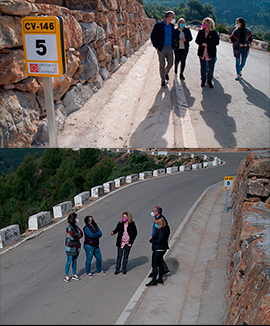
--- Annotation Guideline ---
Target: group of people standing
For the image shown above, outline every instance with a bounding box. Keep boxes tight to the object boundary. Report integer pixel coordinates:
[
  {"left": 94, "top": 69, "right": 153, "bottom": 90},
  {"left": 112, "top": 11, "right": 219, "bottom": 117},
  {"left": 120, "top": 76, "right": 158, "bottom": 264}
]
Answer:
[
  {"left": 150, "top": 10, "right": 253, "bottom": 88},
  {"left": 64, "top": 207, "right": 170, "bottom": 287}
]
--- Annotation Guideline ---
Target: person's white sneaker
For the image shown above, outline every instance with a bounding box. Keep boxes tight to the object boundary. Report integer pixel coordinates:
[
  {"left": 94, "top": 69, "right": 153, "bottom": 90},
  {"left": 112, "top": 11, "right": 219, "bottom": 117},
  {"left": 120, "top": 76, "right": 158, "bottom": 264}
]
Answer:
[{"left": 97, "top": 271, "right": 107, "bottom": 275}]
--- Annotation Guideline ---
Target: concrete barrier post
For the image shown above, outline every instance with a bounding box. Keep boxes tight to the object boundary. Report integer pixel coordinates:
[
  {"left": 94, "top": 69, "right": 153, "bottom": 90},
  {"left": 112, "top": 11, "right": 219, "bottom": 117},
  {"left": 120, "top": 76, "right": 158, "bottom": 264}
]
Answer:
[
  {"left": 74, "top": 191, "right": 90, "bottom": 206},
  {"left": 0, "top": 224, "right": 20, "bottom": 248},
  {"left": 139, "top": 171, "right": 152, "bottom": 180},
  {"left": 28, "top": 211, "right": 51, "bottom": 230},
  {"left": 53, "top": 201, "right": 73, "bottom": 218},
  {"left": 114, "top": 177, "right": 126, "bottom": 187},
  {"left": 166, "top": 166, "right": 178, "bottom": 173},
  {"left": 153, "top": 168, "right": 166, "bottom": 176},
  {"left": 126, "top": 174, "right": 138, "bottom": 183},
  {"left": 192, "top": 163, "right": 203, "bottom": 170},
  {"left": 180, "top": 164, "right": 191, "bottom": 171},
  {"left": 91, "top": 185, "right": 104, "bottom": 197},
  {"left": 103, "top": 181, "right": 115, "bottom": 193},
  {"left": 157, "top": 151, "right": 168, "bottom": 156}
]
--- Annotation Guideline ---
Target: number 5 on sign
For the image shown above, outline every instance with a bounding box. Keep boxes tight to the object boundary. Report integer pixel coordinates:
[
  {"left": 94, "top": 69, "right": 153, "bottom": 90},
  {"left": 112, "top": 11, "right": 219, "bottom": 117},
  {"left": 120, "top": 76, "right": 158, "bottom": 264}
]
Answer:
[{"left": 21, "top": 16, "right": 66, "bottom": 77}]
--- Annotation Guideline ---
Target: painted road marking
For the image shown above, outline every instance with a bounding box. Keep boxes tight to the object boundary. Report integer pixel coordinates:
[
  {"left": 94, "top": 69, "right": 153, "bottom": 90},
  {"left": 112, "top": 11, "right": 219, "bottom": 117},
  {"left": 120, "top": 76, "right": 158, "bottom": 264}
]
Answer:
[{"left": 174, "top": 76, "right": 198, "bottom": 148}]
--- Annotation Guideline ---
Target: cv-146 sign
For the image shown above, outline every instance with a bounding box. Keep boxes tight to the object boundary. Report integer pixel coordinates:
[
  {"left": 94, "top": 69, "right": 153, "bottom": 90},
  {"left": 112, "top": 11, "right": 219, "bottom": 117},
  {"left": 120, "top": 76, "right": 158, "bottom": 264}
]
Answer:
[{"left": 21, "top": 16, "right": 66, "bottom": 77}]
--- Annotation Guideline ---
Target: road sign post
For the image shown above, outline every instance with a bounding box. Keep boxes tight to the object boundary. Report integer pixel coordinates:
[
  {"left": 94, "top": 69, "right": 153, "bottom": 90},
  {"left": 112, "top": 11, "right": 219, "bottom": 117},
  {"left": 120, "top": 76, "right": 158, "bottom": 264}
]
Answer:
[
  {"left": 21, "top": 16, "right": 66, "bottom": 147},
  {"left": 223, "top": 176, "right": 234, "bottom": 212}
]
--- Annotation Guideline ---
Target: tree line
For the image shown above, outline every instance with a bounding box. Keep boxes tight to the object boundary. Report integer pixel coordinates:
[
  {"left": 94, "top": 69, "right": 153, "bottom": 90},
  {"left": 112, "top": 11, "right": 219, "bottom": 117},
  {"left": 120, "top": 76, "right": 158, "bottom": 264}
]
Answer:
[
  {"left": 0, "top": 148, "right": 197, "bottom": 234},
  {"left": 143, "top": 0, "right": 270, "bottom": 45}
]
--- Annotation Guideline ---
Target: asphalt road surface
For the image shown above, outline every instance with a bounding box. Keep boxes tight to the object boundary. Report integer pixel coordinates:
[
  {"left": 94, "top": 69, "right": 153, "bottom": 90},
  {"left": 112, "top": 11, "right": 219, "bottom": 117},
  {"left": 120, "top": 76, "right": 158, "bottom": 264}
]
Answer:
[
  {"left": 0, "top": 152, "right": 248, "bottom": 325},
  {"left": 57, "top": 29, "right": 270, "bottom": 149}
]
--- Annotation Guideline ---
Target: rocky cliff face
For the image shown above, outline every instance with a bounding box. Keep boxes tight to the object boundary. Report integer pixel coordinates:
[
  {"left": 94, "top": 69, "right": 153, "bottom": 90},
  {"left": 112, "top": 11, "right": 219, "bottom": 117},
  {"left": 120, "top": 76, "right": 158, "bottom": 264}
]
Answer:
[
  {"left": 225, "top": 149, "right": 270, "bottom": 325},
  {"left": 0, "top": 0, "right": 155, "bottom": 147}
]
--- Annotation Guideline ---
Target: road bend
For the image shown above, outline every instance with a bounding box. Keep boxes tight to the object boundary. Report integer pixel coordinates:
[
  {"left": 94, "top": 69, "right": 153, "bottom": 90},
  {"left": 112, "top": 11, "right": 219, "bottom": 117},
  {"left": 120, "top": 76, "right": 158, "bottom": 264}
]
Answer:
[{"left": 0, "top": 152, "right": 247, "bottom": 325}]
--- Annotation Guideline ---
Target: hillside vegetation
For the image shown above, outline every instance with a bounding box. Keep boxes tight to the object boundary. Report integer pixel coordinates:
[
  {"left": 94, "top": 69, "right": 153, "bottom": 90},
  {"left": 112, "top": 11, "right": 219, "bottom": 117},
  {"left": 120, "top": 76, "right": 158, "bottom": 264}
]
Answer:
[
  {"left": 143, "top": 0, "right": 270, "bottom": 42},
  {"left": 0, "top": 148, "right": 204, "bottom": 234}
]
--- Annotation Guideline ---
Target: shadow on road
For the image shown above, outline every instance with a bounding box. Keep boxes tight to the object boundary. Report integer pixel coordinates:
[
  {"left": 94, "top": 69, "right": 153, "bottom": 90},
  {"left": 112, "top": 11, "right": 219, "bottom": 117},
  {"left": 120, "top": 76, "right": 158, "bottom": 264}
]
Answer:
[
  {"left": 239, "top": 78, "right": 270, "bottom": 118},
  {"left": 129, "top": 87, "right": 172, "bottom": 147},
  {"left": 200, "top": 78, "right": 236, "bottom": 147},
  {"left": 182, "top": 81, "right": 196, "bottom": 108}
]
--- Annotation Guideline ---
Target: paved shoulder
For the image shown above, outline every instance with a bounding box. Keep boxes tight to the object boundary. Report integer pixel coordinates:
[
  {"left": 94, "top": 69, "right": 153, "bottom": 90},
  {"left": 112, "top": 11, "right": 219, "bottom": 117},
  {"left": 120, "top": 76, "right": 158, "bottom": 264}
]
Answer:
[{"left": 119, "top": 181, "right": 232, "bottom": 325}]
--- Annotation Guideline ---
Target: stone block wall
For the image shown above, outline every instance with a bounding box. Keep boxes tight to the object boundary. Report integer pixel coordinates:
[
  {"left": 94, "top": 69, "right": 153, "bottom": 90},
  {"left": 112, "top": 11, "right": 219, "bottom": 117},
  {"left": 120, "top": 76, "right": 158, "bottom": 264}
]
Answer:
[
  {"left": 224, "top": 149, "right": 270, "bottom": 325},
  {"left": 0, "top": 0, "right": 155, "bottom": 147}
]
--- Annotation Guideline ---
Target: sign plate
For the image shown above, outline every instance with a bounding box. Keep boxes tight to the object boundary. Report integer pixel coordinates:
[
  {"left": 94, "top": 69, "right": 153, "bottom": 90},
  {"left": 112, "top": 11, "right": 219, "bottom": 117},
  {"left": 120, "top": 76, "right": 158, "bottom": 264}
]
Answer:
[
  {"left": 21, "top": 16, "right": 66, "bottom": 77},
  {"left": 223, "top": 176, "right": 234, "bottom": 191}
]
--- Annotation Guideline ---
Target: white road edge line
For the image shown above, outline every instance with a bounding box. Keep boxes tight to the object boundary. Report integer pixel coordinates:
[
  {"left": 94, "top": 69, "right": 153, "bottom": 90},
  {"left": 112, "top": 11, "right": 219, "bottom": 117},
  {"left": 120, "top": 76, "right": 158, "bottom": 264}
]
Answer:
[
  {"left": 114, "top": 180, "right": 222, "bottom": 325},
  {"left": 174, "top": 75, "right": 198, "bottom": 148}
]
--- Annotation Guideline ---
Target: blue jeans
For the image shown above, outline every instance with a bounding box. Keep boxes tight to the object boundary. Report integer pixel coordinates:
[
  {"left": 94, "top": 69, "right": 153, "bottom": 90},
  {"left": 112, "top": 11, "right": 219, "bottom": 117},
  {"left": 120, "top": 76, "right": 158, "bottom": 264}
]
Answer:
[
  {"left": 65, "top": 254, "right": 78, "bottom": 276},
  {"left": 235, "top": 48, "right": 248, "bottom": 75},
  {"left": 84, "top": 244, "right": 102, "bottom": 273},
  {"left": 116, "top": 244, "right": 131, "bottom": 272},
  {"left": 200, "top": 58, "right": 215, "bottom": 85}
]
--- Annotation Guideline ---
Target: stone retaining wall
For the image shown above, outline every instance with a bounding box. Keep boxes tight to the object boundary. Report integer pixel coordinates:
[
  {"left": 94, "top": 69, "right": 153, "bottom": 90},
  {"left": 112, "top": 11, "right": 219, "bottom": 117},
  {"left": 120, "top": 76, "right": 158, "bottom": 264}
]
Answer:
[
  {"left": 0, "top": 0, "right": 155, "bottom": 147},
  {"left": 224, "top": 149, "right": 270, "bottom": 325}
]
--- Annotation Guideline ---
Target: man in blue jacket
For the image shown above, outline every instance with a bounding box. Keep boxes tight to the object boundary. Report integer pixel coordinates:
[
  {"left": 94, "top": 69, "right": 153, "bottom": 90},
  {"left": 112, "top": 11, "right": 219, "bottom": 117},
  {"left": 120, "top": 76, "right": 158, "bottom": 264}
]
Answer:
[{"left": 150, "top": 11, "right": 176, "bottom": 88}]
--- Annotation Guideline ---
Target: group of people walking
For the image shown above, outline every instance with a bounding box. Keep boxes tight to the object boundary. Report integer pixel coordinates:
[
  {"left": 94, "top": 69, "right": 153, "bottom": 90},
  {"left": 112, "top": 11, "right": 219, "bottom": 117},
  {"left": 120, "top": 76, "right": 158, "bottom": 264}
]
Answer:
[
  {"left": 150, "top": 10, "right": 253, "bottom": 88},
  {"left": 64, "top": 206, "right": 170, "bottom": 287}
]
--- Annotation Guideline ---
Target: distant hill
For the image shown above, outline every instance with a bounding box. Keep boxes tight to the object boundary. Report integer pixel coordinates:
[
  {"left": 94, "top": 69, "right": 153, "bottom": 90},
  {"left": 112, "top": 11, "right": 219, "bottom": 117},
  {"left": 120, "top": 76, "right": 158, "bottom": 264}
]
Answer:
[
  {"left": 0, "top": 149, "right": 45, "bottom": 174},
  {"left": 143, "top": 0, "right": 270, "bottom": 33}
]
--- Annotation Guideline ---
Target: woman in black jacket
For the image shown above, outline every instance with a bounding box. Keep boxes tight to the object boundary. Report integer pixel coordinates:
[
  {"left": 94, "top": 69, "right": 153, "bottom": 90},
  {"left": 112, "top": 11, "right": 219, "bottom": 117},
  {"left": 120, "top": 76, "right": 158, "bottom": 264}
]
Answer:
[
  {"left": 174, "top": 18, "right": 193, "bottom": 80},
  {"left": 146, "top": 217, "right": 170, "bottom": 286},
  {"left": 110, "top": 211, "right": 137, "bottom": 274},
  {"left": 195, "top": 17, "right": 219, "bottom": 88}
]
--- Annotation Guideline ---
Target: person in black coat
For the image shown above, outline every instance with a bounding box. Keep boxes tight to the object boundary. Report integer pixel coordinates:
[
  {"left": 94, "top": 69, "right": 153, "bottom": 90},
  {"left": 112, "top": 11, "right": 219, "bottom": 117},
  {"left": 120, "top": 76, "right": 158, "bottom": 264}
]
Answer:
[
  {"left": 146, "top": 217, "right": 170, "bottom": 286},
  {"left": 230, "top": 17, "right": 253, "bottom": 81},
  {"left": 195, "top": 17, "right": 219, "bottom": 88},
  {"left": 150, "top": 10, "right": 176, "bottom": 88},
  {"left": 149, "top": 206, "right": 170, "bottom": 278},
  {"left": 110, "top": 211, "right": 137, "bottom": 274},
  {"left": 174, "top": 18, "right": 193, "bottom": 80}
]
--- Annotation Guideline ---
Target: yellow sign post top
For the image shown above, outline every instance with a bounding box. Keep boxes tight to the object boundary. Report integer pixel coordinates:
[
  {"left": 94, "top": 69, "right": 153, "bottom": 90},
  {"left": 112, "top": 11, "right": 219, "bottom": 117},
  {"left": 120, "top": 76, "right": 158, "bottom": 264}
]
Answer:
[
  {"left": 223, "top": 176, "right": 234, "bottom": 191},
  {"left": 22, "top": 16, "right": 57, "bottom": 34},
  {"left": 21, "top": 16, "right": 66, "bottom": 77}
]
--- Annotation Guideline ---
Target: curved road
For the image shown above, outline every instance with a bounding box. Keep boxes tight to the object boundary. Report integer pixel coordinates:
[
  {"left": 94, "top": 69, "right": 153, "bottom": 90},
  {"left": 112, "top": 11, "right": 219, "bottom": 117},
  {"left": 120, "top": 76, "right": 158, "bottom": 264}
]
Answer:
[
  {"left": 57, "top": 29, "right": 270, "bottom": 149},
  {"left": 0, "top": 152, "right": 247, "bottom": 325}
]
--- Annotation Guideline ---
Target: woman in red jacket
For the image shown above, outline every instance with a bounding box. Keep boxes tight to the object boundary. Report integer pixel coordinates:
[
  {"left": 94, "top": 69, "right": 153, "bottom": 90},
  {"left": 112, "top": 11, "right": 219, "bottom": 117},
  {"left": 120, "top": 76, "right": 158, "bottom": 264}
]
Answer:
[{"left": 110, "top": 211, "right": 137, "bottom": 275}]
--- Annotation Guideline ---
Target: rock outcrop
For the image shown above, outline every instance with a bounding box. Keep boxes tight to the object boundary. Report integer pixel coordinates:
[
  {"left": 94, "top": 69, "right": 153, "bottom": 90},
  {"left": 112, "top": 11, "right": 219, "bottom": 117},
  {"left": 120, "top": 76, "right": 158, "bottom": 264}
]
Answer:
[
  {"left": 0, "top": 0, "right": 155, "bottom": 147},
  {"left": 225, "top": 149, "right": 270, "bottom": 325}
]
